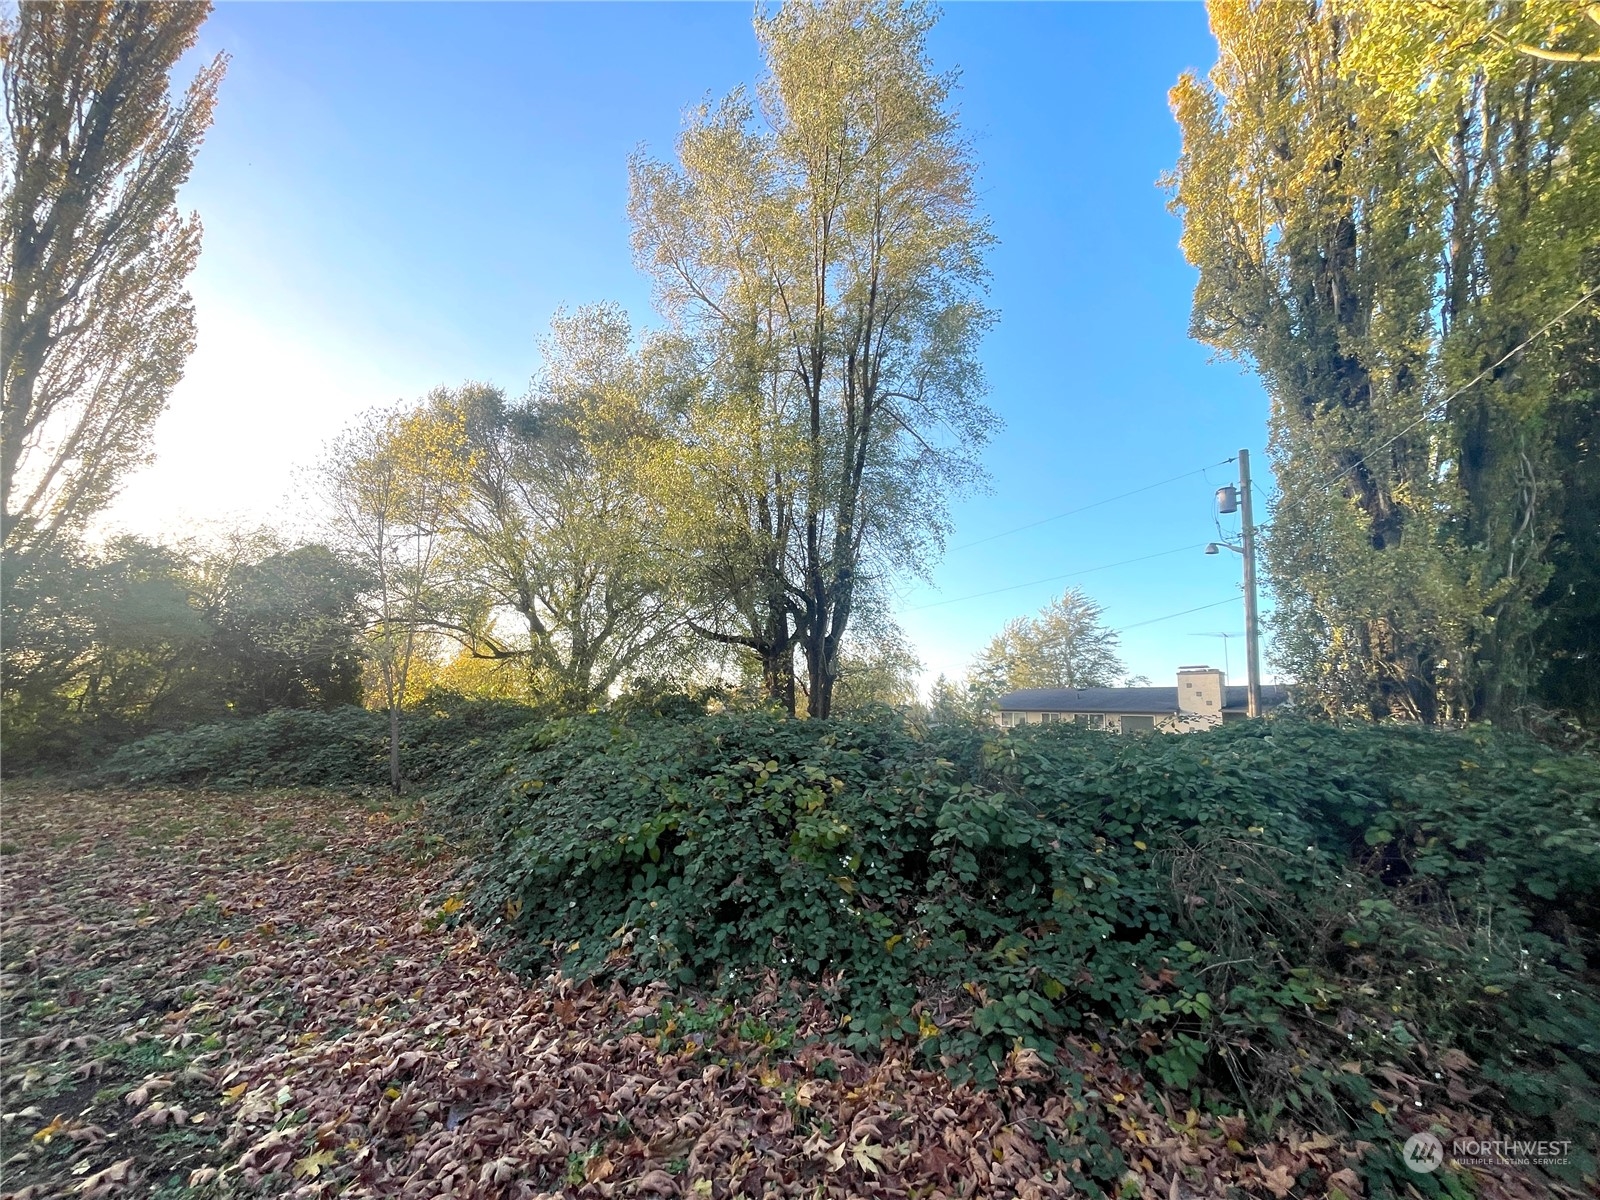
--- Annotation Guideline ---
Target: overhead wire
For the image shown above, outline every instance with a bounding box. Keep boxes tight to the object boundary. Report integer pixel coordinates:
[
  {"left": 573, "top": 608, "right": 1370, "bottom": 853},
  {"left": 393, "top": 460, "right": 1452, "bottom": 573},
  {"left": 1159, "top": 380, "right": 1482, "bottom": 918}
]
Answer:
[
  {"left": 1117, "top": 596, "right": 1239, "bottom": 631},
  {"left": 1303, "top": 283, "right": 1600, "bottom": 497},
  {"left": 947, "top": 457, "right": 1235, "bottom": 553},
  {"left": 900, "top": 455, "right": 1258, "bottom": 674},
  {"left": 1109, "top": 293, "right": 1594, "bottom": 660},
  {"left": 907, "top": 542, "right": 1209, "bottom": 611},
  {"left": 896, "top": 285, "right": 1595, "bottom": 645}
]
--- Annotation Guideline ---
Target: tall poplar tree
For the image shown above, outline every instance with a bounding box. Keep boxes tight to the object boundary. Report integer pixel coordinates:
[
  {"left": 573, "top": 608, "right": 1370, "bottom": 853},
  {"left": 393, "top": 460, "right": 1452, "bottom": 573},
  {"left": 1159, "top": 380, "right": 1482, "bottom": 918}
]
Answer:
[
  {"left": 2, "top": 1, "right": 225, "bottom": 554},
  {"left": 630, "top": 0, "right": 996, "bottom": 717},
  {"left": 1168, "top": 0, "right": 1600, "bottom": 722}
]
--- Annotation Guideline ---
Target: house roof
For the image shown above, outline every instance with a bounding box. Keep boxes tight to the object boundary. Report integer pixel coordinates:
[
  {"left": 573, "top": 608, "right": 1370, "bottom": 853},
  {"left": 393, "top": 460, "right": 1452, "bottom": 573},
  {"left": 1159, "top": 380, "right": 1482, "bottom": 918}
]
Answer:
[{"left": 996, "top": 684, "right": 1291, "bottom": 714}]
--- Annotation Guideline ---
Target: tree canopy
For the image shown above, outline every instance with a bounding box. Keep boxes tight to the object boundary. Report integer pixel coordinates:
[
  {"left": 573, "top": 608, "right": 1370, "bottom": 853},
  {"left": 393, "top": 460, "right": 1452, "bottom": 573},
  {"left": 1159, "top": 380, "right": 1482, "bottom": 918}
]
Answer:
[
  {"left": 971, "top": 587, "right": 1128, "bottom": 702},
  {"left": 0, "top": 531, "right": 367, "bottom": 765},
  {"left": 629, "top": 0, "right": 996, "bottom": 717},
  {"left": 1, "top": 1, "right": 225, "bottom": 555},
  {"left": 1168, "top": 0, "right": 1600, "bottom": 723},
  {"left": 436, "top": 310, "right": 688, "bottom": 708}
]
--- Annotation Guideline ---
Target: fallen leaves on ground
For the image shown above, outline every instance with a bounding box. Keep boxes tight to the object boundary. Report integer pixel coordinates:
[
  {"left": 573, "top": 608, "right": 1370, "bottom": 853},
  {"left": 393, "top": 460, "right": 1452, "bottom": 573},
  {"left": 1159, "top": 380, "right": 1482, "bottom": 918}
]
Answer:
[{"left": 0, "top": 786, "right": 1578, "bottom": 1198}]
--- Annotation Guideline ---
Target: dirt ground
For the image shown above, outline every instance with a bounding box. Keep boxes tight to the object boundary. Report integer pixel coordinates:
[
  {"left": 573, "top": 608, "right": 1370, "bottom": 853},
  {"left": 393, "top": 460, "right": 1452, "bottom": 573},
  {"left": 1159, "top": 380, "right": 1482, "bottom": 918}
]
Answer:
[{"left": 0, "top": 787, "right": 1568, "bottom": 1199}]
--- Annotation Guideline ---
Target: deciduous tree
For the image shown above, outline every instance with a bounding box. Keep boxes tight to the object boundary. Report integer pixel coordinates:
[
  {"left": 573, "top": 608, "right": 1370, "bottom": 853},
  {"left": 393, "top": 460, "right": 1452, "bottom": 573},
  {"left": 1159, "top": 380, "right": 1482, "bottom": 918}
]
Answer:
[
  {"left": 430, "top": 309, "right": 688, "bottom": 708},
  {"left": 1, "top": 531, "right": 368, "bottom": 764},
  {"left": 207, "top": 542, "right": 369, "bottom": 714},
  {"left": 319, "top": 404, "right": 469, "bottom": 793},
  {"left": 1, "top": 1, "right": 225, "bottom": 554},
  {"left": 1168, "top": 0, "right": 1600, "bottom": 722},
  {"left": 970, "top": 587, "right": 1127, "bottom": 699},
  {"left": 827, "top": 616, "right": 921, "bottom": 713},
  {"left": 630, "top": 0, "right": 996, "bottom": 717}
]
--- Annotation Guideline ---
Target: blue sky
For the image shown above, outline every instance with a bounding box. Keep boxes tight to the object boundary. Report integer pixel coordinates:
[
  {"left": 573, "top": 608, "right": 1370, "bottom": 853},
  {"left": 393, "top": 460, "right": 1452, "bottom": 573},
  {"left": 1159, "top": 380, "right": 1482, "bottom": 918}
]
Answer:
[{"left": 109, "top": 1, "right": 1273, "bottom": 690}]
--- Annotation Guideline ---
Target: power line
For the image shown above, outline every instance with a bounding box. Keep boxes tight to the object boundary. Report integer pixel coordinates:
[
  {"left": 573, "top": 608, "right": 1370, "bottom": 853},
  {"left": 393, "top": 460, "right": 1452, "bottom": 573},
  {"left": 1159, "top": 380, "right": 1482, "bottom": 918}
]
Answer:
[
  {"left": 1307, "top": 283, "right": 1600, "bottom": 496},
  {"left": 948, "top": 458, "right": 1235, "bottom": 553},
  {"left": 907, "top": 542, "right": 1208, "bottom": 612},
  {"left": 906, "top": 287, "right": 1595, "bottom": 636},
  {"left": 1118, "top": 596, "right": 1239, "bottom": 632}
]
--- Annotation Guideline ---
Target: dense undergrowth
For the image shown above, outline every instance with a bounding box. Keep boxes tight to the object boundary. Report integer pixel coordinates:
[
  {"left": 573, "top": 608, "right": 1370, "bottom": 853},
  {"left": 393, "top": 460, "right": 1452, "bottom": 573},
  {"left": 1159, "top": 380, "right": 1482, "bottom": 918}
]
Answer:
[
  {"left": 438, "top": 711, "right": 1600, "bottom": 1193},
  {"left": 96, "top": 705, "right": 1600, "bottom": 1194},
  {"left": 94, "top": 693, "right": 535, "bottom": 791}
]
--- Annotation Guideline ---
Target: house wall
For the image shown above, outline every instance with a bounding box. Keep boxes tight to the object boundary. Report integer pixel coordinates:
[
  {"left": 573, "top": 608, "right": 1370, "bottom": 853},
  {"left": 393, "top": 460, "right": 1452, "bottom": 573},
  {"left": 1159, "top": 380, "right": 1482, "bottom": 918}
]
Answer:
[
  {"left": 996, "top": 666, "right": 1234, "bottom": 733},
  {"left": 997, "top": 707, "right": 1243, "bottom": 733},
  {"left": 998, "top": 711, "right": 1159, "bottom": 733},
  {"left": 1153, "top": 711, "right": 1219, "bottom": 733}
]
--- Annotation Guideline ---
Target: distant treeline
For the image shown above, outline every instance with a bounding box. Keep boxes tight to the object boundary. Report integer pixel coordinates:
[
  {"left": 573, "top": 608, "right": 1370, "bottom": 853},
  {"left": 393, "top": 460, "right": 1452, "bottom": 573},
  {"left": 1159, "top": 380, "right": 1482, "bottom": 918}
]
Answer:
[{"left": 2, "top": 533, "right": 368, "bottom": 767}]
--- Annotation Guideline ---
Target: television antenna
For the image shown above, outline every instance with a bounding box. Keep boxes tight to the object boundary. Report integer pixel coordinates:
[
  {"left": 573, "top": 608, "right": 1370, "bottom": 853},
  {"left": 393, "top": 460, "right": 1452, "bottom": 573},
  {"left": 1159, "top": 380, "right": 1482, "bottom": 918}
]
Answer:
[{"left": 1190, "top": 631, "right": 1243, "bottom": 680}]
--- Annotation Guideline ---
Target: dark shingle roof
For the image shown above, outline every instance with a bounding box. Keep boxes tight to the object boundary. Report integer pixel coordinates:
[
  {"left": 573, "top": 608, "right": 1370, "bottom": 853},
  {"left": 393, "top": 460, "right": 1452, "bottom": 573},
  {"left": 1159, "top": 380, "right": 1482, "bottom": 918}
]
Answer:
[{"left": 996, "top": 684, "right": 1290, "bottom": 714}]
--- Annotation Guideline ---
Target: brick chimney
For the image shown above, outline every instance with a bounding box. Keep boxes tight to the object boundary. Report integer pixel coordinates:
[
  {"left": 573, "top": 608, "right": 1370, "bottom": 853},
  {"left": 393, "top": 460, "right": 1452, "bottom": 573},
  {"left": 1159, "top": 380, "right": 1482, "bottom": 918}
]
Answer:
[{"left": 1177, "top": 666, "right": 1224, "bottom": 721}]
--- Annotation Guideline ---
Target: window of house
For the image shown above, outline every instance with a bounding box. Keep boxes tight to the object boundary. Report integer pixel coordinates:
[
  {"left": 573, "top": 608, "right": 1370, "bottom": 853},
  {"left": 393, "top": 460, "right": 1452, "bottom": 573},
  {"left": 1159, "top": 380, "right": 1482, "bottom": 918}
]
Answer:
[
  {"left": 1073, "top": 713, "right": 1105, "bottom": 730},
  {"left": 1121, "top": 714, "right": 1155, "bottom": 734}
]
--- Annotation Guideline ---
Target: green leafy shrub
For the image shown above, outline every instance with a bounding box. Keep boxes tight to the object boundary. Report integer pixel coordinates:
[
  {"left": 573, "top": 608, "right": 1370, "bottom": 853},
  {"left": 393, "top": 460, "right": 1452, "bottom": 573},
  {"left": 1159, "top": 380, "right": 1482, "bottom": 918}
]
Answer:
[
  {"left": 394, "top": 691, "right": 547, "bottom": 784},
  {"left": 101, "top": 707, "right": 387, "bottom": 789},
  {"left": 451, "top": 710, "right": 1600, "bottom": 1183},
  {"left": 98, "top": 693, "right": 537, "bottom": 791},
  {"left": 999, "top": 719, "right": 1600, "bottom": 1160}
]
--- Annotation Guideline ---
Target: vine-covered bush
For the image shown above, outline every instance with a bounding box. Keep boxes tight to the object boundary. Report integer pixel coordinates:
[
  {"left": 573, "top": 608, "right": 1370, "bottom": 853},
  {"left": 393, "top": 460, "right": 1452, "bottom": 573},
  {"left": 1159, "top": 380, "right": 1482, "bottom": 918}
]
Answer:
[
  {"left": 449, "top": 711, "right": 1600, "bottom": 1188},
  {"left": 98, "top": 693, "right": 537, "bottom": 791}
]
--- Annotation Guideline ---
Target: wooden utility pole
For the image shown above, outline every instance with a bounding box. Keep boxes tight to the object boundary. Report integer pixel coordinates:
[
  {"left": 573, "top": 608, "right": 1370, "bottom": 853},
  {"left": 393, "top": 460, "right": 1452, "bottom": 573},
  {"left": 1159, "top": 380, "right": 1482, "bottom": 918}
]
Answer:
[{"left": 1238, "top": 448, "right": 1263, "bottom": 718}]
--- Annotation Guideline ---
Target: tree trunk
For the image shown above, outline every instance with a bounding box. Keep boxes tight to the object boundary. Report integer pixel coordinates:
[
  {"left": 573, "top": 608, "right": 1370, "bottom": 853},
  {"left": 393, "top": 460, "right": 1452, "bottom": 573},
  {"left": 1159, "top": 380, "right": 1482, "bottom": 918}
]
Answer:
[
  {"left": 804, "top": 638, "right": 833, "bottom": 719},
  {"left": 762, "top": 646, "right": 797, "bottom": 716},
  {"left": 388, "top": 703, "right": 402, "bottom": 796}
]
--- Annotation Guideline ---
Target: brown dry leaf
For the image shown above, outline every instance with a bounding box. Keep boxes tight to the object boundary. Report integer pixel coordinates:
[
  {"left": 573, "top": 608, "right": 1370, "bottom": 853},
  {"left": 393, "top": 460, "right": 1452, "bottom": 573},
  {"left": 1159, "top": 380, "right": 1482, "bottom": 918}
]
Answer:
[
  {"left": 1007, "top": 1045, "right": 1051, "bottom": 1082},
  {"left": 1257, "top": 1163, "right": 1296, "bottom": 1198},
  {"left": 76, "top": 1156, "right": 135, "bottom": 1197},
  {"left": 478, "top": 1155, "right": 521, "bottom": 1183},
  {"left": 122, "top": 1078, "right": 172, "bottom": 1109},
  {"left": 1326, "top": 1167, "right": 1364, "bottom": 1197},
  {"left": 823, "top": 1138, "right": 848, "bottom": 1171}
]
